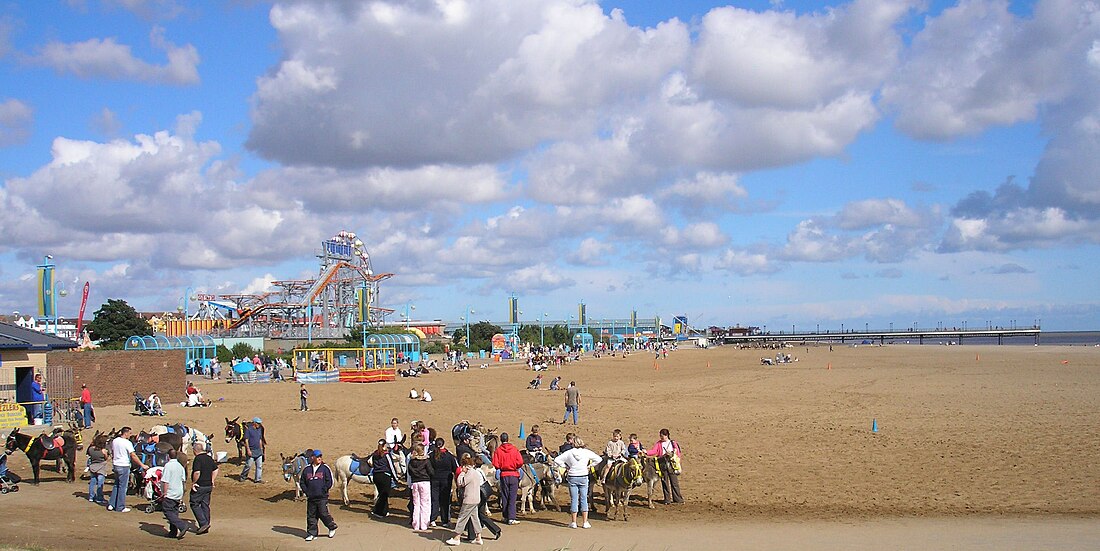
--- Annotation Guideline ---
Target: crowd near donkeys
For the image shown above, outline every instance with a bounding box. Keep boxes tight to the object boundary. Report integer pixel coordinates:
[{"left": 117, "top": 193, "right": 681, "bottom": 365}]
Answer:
[{"left": 3, "top": 352, "right": 685, "bottom": 545}]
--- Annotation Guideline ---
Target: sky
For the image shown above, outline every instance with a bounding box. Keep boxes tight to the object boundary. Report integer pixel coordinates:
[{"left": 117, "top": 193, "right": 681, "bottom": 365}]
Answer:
[{"left": 1, "top": 0, "right": 1098, "bottom": 332}]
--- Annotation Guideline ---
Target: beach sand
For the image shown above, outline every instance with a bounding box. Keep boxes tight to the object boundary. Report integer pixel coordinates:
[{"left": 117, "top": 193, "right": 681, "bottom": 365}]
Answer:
[{"left": 2, "top": 343, "right": 1098, "bottom": 550}]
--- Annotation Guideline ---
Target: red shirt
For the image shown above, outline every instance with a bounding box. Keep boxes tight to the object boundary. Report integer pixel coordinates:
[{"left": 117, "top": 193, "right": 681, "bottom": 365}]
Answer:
[
  {"left": 80, "top": 388, "right": 91, "bottom": 404},
  {"left": 491, "top": 443, "right": 524, "bottom": 477}
]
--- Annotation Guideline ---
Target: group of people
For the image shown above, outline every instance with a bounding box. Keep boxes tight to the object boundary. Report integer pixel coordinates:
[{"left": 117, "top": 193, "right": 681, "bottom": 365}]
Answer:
[{"left": 83, "top": 426, "right": 219, "bottom": 539}]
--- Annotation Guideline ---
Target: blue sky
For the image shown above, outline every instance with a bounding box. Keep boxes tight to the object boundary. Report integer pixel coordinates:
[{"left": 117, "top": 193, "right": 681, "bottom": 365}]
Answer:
[{"left": 1, "top": 0, "right": 1098, "bottom": 331}]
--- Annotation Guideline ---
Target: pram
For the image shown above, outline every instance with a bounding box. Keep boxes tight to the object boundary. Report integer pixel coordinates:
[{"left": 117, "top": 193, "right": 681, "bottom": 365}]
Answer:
[
  {"left": 133, "top": 393, "right": 166, "bottom": 416},
  {"left": 142, "top": 466, "right": 187, "bottom": 514},
  {"left": 0, "top": 452, "right": 21, "bottom": 494}
]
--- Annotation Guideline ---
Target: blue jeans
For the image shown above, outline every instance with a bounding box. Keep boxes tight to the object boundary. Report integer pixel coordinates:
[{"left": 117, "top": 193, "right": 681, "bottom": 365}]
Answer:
[
  {"left": 567, "top": 475, "right": 589, "bottom": 513},
  {"left": 564, "top": 405, "right": 578, "bottom": 424},
  {"left": 241, "top": 454, "right": 263, "bottom": 482},
  {"left": 82, "top": 403, "right": 93, "bottom": 428},
  {"left": 88, "top": 473, "right": 105, "bottom": 502},
  {"left": 109, "top": 466, "right": 130, "bottom": 510}
]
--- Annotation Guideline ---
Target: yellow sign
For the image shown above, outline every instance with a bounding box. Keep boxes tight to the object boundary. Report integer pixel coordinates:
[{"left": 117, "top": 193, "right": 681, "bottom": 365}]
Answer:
[{"left": 0, "top": 402, "right": 29, "bottom": 430}]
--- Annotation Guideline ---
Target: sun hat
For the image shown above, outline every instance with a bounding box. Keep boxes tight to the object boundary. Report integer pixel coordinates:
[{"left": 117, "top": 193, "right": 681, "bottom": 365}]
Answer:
[{"left": 252, "top": 417, "right": 262, "bottom": 423}]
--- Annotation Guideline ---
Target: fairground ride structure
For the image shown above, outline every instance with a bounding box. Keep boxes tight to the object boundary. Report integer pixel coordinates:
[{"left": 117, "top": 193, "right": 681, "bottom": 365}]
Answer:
[{"left": 193, "top": 231, "right": 393, "bottom": 339}]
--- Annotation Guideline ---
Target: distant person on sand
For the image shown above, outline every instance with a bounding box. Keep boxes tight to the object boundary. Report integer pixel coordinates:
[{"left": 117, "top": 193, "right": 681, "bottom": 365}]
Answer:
[
  {"left": 563, "top": 381, "right": 580, "bottom": 425},
  {"left": 420, "top": 389, "right": 432, "bottom": 402},
  {"left": 409, "top": 388, "right": 419, "bottom": 400},
  {"left": 300, "top": 384, "right": 309, "bottom": 411}
]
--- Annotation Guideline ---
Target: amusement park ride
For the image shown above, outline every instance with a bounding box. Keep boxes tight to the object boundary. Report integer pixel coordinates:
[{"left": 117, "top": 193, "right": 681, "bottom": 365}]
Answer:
[{"left": 185, "top": 231, "right": 393, "bottom": 339}]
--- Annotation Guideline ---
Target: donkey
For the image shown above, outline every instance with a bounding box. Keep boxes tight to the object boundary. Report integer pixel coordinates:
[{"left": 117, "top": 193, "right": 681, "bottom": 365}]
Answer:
[
  {"left": 517, "top": 461, "right": 561, "bottom": 514},
  {"left": 280, "top": 451, "right": 311, "bottom": 500},
  {"left": 602, "top": 457, "right": 644, "bottom": 521},
  {"left": 5, "top": 428, "right": 77, "bottom": 485},
  {"left": 638, "top": 455, "right": 663, "bottom": 509}
]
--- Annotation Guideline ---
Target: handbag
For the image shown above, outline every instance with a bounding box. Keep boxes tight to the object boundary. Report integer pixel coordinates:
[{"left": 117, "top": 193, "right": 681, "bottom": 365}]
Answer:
[{"left": 478, "top": 470, "right": 492, "bottom": 501}]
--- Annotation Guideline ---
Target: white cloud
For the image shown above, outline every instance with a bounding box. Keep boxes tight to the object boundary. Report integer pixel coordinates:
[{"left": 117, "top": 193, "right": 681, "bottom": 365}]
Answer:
[
  {"left": 568, "top": 237, "right": 612, "bottom": 266},
  {"left": 499, "top": 263, "right": 575, "bottom": 293},
  {"left": 660, "top": 222, "right": 728, "bottom": 250},
  {"left": 693, "top": 0, "right": 915, "bottom": 109},
  {"left": 241, "top": 273, "right": 278, "bottom": 295},
  {"left": 659, "top": 171, "right": 748, "bottom": 215},
  {"left": 0, "top": 98, "right": 32, "bottom": 146},
  {"left": 834, "top": 198, "right": 926, "bottom": 229},
  {"left": 714, "top": 249, "right": 779, "bottom": 275},
  {"left": 884, "top": 0, "right": 1079, "bottom": 139},
  {"left": 30, "top": 26, "right": 199, "bottom": 85}
]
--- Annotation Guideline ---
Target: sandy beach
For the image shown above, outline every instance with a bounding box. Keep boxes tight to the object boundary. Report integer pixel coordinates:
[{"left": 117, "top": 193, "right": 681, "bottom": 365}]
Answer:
[{"left": 2, "top": 343, "right": 1099, "bottom": 550}]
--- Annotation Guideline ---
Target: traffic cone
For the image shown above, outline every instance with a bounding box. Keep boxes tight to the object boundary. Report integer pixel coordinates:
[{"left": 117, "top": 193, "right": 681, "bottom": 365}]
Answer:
[
  {"left": 827, "top": 363, "right": 832, "bottom": 370},
  {"left": 975, "top": 353, "right": 980, "bottom": 362},
  {"left": 707, "top": 361, "right": 711, "bottom": 368},
  {"left": 872, "top": 418, "right": 878, "bottom": 433},
  {"left": 1061, "top": 360, "right": 1069, "bottom": 365},
  {"left": 653, "top": 360, "right": 659, "bottom": 371},
  {"left": 518, "top": 422, "right": 525, "bottom": 439}
]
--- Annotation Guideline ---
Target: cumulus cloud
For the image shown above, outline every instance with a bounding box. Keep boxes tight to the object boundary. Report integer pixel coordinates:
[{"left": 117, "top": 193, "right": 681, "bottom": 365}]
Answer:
[
  {"left": 0, "top": 98, "right": 32, "bottom": 146},
  {"left": 30, "top": 26, "right": 199, "bottom": 85},
  {"left": 106, "top": 0, "right": 185, "bottom": 20},
  {"left": 496, "top": 263, "right": 575, "bottom": 293},
  {"left": 249, "top": 0, "right": 688, "bottom": 168},
  {"left": 658, "top": 171, "right": 750, "bottom": 215},
  {"left": 714, "top": 249, "right": 779, "bottom": 275},
  {"left": 568, "top": 237, "right": 612, "bottom": 266},
  {"left": 885, "top": 0, "right": 1081, "bottom": 139}
]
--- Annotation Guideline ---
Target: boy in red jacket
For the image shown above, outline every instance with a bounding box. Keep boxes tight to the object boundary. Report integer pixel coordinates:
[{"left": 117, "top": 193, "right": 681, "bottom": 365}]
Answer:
[{"left": 491, "top": 432, "right": 524, "bottom": 525}]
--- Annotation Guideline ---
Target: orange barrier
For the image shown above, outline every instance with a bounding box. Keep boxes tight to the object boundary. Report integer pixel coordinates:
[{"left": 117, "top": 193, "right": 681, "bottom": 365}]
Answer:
[{"left": 338, "top": 368, "right": 396, "bottom": 383}]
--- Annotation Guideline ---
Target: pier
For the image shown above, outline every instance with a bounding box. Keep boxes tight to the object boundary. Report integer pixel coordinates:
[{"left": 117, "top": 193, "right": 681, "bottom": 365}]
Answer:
[{"left": 718, "top": 328, "right": 1041, "bottom": 345}]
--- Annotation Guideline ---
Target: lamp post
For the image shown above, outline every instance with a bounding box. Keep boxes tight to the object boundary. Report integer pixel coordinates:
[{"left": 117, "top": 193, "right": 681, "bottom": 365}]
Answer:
[
  {"left": 539, "top": 313, "right": 548, "bottom": 348},
  {"left": 177, "top": 286, "right": 195, "bottom": 336},
  {"left": 463, "top": 306, "right": 475, "bottom": 352},
  {"left": 404, "top": 301, "right": 416, "bottom": 329}
]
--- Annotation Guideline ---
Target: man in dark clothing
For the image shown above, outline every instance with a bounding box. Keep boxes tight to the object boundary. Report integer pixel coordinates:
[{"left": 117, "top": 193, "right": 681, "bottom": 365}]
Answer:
[
  {"left": 456, "top": 436, "right": 478, "bottom": 468},
  {"left": 240, "top": 418, "right": 265, "bottom": 483},
  {"left": 428, "top": 438, "right": 458, "bottom": 526},
  {"left": 298, "top": 449, "right": 337, "bottom": 541},
  {"left": 189, "top": 442, "right": 219, "bottom": 534},
  {"left": 491, "top": 432, "right": 524, "bottom": 525}
]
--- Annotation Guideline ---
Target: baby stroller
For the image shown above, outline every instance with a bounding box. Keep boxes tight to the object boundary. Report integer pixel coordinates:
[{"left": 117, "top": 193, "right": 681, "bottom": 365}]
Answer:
[
  {"left": 142, "top": 466, "right": 186, "bottom": 514},
  {"left": 1, "top": 452, "right": 21, "bottom": 494},
  {"left": 133, "top": 393, "right": 166, "bottom": 416}
]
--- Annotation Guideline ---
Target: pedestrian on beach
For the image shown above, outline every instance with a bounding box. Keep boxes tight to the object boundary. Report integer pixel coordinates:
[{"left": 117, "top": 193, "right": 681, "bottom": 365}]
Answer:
[
  {"left": 407, "top": 442, "right": 434, "bottom": 531},
  {"left": 447, "top": 454, "right": 485, "bottom": 546},
  {"left": 299, "top": 449, "right": 337, "bottom": 541},
  {"left": 645, "top": 428, "right": 683, "bottom": 504},
  {"left": 86, "top": 435, "right": 109, "bottom": 505},
  {"left": 240, "top": 418, "right": 265, "bottom": 483},
  {"left": 190, "top": 441, "right": 218, "bottom": 535},
  {"left": 79, "top": 383, "right": 93, "bottom": 429},
  {"left": 109, "top": 426, "right": 148, "bottom": 512},
  {"left": 491, "top": 432, "right": 524, "bottom": 525},
  {"left": 553, "top": 437, "right": 602, "bottom": 529},
  {"left": 558, "top": 433, "right": 575, "bottom": 454},
  {"left": 161, "top": 448, "right": 188, "bottom": 539},
  {"left": 368, "top": 439, "right": 395, "bottom": 518},
  {"left": 563, "top": 381, "right": 580, "bottom": 425},
  {"left": 428, "top": 437, "right": 458, "bottom": 527},
  {"left": 385, "top": 417, "right": 404, "bottom": 450},
  {"left": 299, "top": 384, "right": 309, "bottom": 411}
]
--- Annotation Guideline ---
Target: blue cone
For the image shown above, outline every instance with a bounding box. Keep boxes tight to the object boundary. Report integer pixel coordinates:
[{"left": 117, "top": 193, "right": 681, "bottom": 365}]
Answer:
[
  {"left": 872, "top": 418, "right": 878, "bottom": 433},
  {"left": 518, "top": 422, "right": 525, "bottom": 439}
]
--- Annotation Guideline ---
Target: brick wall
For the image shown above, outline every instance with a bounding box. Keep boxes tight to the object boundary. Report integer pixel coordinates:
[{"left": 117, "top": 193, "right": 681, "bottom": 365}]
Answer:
[{"left": 46, "top": 350, "right": 186, "bottom": 407}]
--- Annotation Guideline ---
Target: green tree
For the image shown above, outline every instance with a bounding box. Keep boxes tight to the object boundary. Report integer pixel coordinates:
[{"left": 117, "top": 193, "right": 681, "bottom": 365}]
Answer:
[
  {"left": 216, "top": 344, "right": 232, "bottom": 363},
  {"left": 86, "top": 298, "right": 152, "bottom": 345},
  {"left": 451, "top": 321, "right": 503, "bottom": 353},
  {"left": 230, "top": 342, "right": 257, "bottom": 360}
]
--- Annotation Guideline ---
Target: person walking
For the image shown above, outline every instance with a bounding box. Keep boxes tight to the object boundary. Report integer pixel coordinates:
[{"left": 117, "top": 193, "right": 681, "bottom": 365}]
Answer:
[
  {"left": 563, "top": 381, "right": 580, "bottom": 425},
  {"left": 428, "top": 437, "right": 458, "bottom": 527},
  {"left": 368, "top": 439, "right": 395, "bottom": 518},
  {"left": 446, "top": 454, "right": 484, "bottom": 546},
  {"left": 189, "top": 441, "right": 219, "bottom": 535},
  {"left": 240, "top": 418, "right": 265, "bottom": 483},
  {"left": 299, "top": 449, "right": 337, "bottom": 541},
  {"left": 491, "top": 432, "right": 523, "bottom": 525},
  {"left": 299, "top": 384, "right": 309, "bottom": 411},
  {"left": 79, "top": 383, "right": 93, "bottom": 429},
  {"left": 109, "top": 426, "right": 147, "bottom": 513},
  {"left": 160, "top": 448, "right": 188, "bottom": 539},
  {"left": 553, "top": 437, "right": 602, "bottom": 529},
  {"left": 86, "top": 435, "right": 109, "bottom": 504},
  {"left": 645, "top": 428, "right": 683, "bottom": 504},
  {"left": 407, "top": 442, "right": 434, "bottom": 532}
]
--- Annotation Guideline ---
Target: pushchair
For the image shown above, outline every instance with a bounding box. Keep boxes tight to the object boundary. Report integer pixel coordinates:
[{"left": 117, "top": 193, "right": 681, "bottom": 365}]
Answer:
[
  {"left": 142, "top": 466, "right": 186, "bottom": 514},
  {"left": 0, "top": 452, "right": 21, "bottom": 494},
  {"left": 133, "top": 393, "right": 165, "bottom": 416}
]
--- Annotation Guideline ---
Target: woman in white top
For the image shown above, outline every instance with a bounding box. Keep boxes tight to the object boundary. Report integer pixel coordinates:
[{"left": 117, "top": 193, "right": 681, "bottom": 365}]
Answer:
[
  {"left": 385, "top": 418, "right": 404, "bottom": 450},
  {"left": 552, "top": 437, "right": 602, "bottom": 529}
]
